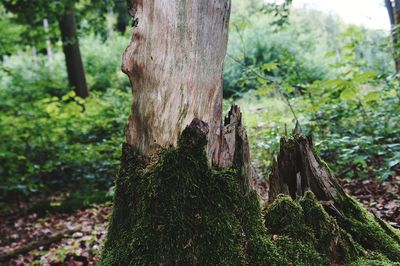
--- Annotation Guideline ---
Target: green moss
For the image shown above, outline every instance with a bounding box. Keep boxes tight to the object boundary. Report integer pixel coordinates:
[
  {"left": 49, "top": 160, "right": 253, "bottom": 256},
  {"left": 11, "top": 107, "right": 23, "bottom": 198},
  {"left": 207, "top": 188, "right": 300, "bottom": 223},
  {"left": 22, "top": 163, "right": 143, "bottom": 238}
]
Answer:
[
  {"left": 101, "top": 126, "right": 247, "bottom": 265},
  {"left": 101, "top": 124, "right": 400, "bottom": 265},
  {"left": 299, "top": 191, "right": 362, "bottom": 262},
  {"left": 274, "top": 236, "right": 326, "bottom": 266},
  {"left": 350, "top": 253, "right": 400, "bottom": 266},
  {"left": 264, "top": 194, "right": 314, "bottom": 242},
  {"left": 262, "top": 191, "right": 381, "bottom": 265},
  {"left": 336, "top": 196, "right": 400, "bottom": 262}
]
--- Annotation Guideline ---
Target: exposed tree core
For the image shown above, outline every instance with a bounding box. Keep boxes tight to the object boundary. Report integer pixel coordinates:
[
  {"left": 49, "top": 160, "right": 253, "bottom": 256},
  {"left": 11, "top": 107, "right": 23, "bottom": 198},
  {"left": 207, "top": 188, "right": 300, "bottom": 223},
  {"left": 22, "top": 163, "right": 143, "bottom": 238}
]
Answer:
[{"left": 122, "top": 0, "right": 231, "bottom": 159}]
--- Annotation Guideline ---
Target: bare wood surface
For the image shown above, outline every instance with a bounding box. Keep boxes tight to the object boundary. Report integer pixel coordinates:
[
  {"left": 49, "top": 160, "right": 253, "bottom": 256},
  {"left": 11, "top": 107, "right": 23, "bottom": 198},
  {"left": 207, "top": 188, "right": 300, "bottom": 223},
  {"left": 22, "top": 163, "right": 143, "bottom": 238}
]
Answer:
[
  {"left": 268, "top": 134, "right": 346, "bottom": 203},
  {"left": 213, "top": 105, "right": 256, "bottom": 192},
  {"left": 123, "top": 0, "right": 231, "bottom": 159}
]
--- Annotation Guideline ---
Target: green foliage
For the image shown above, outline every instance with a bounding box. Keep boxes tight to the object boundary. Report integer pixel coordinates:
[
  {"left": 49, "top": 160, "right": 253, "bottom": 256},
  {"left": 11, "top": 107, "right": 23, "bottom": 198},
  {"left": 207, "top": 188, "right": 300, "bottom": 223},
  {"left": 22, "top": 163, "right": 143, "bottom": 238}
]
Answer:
[
  {"left": 0, "top": 89, "right": 130, "bottom": 202},
  {"left": 81, "top": 34, "right": 131, "bottom": 91},
  {"left": 0, "top": 6, "right": 26, "bottom": 56},
  {"left": 234, "top": 8, "right": 398, "bottom": 181},
  {"left": 0, "top": 35, "right": 131, "bottom": 203},
  {"left": 299, "top": 27, "right": 400, "bottom": 179},
  {"left": 225, "top": 8, "right": 340, "bottom": 98},
  {"left": 261, "top": 0, "right": 293, "bottom": 27}
]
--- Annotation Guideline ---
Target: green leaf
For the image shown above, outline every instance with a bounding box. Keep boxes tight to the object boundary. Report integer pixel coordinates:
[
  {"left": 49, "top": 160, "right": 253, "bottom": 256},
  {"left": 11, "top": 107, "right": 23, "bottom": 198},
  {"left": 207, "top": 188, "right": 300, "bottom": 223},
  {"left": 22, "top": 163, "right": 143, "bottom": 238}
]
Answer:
[
  {"left": 324, "top": 51, "right": 337, "bottom": 58},
  {"left": 61, "top": 91, "right": 76, "bottom": 101},
  {"left": 322, "top": 79, "right": 347, "bottom": 88},
  {"left": 340, "top": 86, "right": 357, "bottom": 101},
  {"left": 353, "top": 71, "right": 376, "bottom": 84},
  {"left": 285, "top": 86, "right": 295, "bottom": 93},
  {"left": 256, "top": 86, "right": 274, "bottom": 96},
  {"left": 364, "top": 91, "right": 380, "bottom": 103},
  {"left": 388, "top": 160, "right": 399, "bottom": 168},
  {"left": 262, "top": 62, "right": 278, "bottom": 71}
]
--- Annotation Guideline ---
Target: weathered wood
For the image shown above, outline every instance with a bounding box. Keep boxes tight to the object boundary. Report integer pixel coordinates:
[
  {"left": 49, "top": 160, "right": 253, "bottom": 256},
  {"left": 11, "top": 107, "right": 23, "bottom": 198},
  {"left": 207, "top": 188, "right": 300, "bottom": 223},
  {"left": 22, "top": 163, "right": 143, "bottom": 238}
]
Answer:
[
  {"left": 268, "top": 134, "right": 347, "bottom": 204},
  {"left": 213, "top": 105, "right": 255, "bottom": 192},
  {"left": 123, "top": 0, "right": 231, "bottom": 160}
]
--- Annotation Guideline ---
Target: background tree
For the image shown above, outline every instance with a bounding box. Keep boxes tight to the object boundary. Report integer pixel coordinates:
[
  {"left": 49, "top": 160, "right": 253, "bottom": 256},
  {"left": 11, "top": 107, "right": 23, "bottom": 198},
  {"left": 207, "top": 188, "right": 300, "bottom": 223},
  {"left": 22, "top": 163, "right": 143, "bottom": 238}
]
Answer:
[
  {"left": 114, "top": 0, "right": 130, "bottom": 34},
  {"left": 1, "top": 0, "right": 101, "bottom": 98},
  {"left": 59, "top": 9, "right": 88, "bottom": 98}
]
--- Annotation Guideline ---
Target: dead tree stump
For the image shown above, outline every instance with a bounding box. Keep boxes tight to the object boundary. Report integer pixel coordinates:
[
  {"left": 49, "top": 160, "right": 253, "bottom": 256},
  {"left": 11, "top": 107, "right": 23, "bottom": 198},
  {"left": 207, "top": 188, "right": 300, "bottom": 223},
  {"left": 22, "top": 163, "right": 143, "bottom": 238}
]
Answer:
[{"left": 268, "top": 133, "right": 400, "bottom": 262}]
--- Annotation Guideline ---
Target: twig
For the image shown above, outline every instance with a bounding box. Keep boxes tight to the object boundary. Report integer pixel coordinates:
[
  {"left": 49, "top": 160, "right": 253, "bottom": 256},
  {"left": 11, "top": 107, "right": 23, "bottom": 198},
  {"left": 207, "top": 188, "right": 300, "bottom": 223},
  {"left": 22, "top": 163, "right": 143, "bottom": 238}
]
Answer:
[
  {"left": 0, "top": 226, "right": 81, "bottom": 261},
  {"left": 227, "top": 53, "right": 301, "bottom": 125}
]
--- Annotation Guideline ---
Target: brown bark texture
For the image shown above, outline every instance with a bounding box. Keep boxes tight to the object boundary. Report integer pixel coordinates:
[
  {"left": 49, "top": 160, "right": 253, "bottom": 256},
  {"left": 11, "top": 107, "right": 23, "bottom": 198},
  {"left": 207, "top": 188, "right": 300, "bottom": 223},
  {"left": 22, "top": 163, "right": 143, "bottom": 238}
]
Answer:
[{"left": 268, "top": 134, "right": 346, "bottom": 204}]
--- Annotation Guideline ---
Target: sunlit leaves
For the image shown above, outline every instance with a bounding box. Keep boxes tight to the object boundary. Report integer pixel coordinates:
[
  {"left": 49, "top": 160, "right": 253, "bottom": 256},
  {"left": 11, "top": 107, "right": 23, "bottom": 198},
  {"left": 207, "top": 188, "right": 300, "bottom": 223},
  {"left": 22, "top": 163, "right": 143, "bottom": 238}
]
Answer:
[
  {"left": 339, "top": 85, "right": 357, "bottom": 101},
  {"left": 352, "top": 71, "right": 377, "bottom": 84},
  {"left": 364, "top": 91, "right": 380, "bottom": 103},
  {"left": 262, "top": 62, "right": 278, "bottom": 71}
]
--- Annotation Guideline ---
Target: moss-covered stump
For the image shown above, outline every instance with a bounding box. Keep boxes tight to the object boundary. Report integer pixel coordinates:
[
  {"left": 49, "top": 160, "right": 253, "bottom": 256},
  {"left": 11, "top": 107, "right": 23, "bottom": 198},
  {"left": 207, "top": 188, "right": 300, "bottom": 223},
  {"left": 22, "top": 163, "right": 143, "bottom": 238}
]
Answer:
[
  {"left": 101, "top": 123, "right": 400, "bottom": 265},
  {"left": 268, "top": 134, "right": 400, "bottom": 265}
]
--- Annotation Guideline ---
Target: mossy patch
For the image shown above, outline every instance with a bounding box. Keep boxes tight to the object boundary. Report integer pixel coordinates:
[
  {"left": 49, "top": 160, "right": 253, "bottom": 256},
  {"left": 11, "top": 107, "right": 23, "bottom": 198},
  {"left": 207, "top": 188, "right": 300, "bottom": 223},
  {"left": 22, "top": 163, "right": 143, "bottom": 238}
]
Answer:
[
  {"left": 101, "top": 124, "right": 400, "bottom": 265},
  {"left": 335, "top": 195, "right": 400, "bottom": 262},
  {"left": 263, "top": 192, "right": 363, "bottom": 265}
]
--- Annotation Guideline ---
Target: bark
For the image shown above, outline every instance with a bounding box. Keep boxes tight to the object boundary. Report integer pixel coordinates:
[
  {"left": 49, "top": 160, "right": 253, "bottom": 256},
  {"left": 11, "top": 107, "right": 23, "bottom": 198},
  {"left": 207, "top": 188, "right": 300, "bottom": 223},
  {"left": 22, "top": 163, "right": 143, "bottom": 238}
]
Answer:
[
  {"left": 385, "top": 0, "right": 400, "bottom": 73},
  {"left": 122, "top": 0, "right": 231, "bottom": 160},
  {"left": 268, "top": 134, "right": 346, "bottom": 204},
  {"left": 59, "top": 11, "right": 89, "bottom": 98},
  {"left": 386, "top": 0, "right": 395, "bottom": 25}
]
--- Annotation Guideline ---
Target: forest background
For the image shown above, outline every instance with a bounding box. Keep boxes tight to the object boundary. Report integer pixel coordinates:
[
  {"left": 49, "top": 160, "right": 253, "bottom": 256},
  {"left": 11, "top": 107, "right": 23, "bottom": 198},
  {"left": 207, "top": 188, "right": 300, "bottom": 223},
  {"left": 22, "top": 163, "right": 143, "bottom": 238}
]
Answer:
[{"left": 0, "top": 0, "right": 399, "bottom": 264}]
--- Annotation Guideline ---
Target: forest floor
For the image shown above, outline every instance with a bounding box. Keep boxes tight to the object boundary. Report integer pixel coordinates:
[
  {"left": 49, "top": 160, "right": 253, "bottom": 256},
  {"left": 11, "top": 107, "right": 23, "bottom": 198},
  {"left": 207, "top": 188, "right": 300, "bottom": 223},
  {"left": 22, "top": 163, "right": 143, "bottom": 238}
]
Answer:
[{"left": 0, "top": 176, "right": 399, "bottom": 265}]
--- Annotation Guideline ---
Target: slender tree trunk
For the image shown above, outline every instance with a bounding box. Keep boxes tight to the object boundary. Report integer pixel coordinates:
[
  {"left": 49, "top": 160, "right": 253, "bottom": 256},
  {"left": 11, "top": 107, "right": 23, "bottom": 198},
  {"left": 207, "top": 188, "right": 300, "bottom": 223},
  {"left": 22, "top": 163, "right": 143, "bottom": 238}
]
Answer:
[
  {"left": 59, "top": 11, "right": 89, "bottom": 98},
  {"left": 114, "top": 0, "right": 130, "bottom": 34},
  {"left": 43, "top": 18, "right": 53, "bottom": 64}
]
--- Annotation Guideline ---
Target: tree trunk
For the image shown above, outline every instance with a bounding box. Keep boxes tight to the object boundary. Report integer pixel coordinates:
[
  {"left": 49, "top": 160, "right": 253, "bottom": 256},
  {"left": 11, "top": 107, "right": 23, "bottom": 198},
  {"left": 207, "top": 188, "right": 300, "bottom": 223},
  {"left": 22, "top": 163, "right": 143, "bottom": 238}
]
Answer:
[
  {"left": 59, "top": 11, "right": 89, "bottom": 98},
  {"left": 101, "top": 1, "right": 400, "bottom": 265},
  {"left": 385, "top": 0, "right": 400, "bottom": 74},
  {"left": 122, "top": 0, "right": 230, "bottom": 160},
  {"left": 43, "top": 18, "right": 53, "bottom": 65},
  {"left": 114, "top": 0, "right": 130, "bottom": 34}
]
